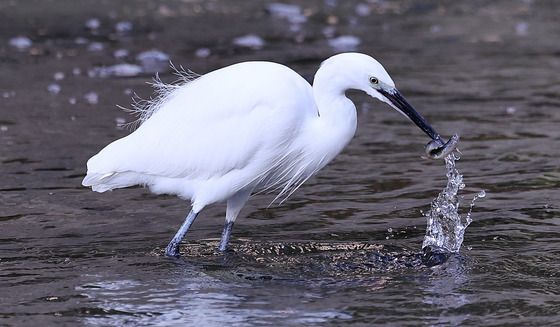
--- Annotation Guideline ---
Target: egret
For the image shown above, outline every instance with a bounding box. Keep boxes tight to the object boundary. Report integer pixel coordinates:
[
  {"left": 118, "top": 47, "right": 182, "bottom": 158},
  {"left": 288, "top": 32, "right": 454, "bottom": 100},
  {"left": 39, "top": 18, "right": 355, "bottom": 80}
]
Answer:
[{"left": 83, "top": 52, "right": 457, "bottom": 257}]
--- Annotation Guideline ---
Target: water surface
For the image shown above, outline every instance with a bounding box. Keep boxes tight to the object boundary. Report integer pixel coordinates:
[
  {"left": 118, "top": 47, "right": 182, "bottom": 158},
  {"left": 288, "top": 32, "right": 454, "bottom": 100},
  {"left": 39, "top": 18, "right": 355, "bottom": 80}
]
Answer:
[{"left": 1, "top": 0, "right": 559, "bottom": 326}]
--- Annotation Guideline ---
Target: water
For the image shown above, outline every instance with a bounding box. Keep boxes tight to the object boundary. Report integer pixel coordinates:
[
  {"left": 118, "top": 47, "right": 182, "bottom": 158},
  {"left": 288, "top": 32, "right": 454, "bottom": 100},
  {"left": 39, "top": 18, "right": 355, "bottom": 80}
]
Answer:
[
  {"left": 422, "top": 153, "right": 484, "bottom": 253},
  {"left": 2, "top": 0, "right": 560, "bottom": 326}
]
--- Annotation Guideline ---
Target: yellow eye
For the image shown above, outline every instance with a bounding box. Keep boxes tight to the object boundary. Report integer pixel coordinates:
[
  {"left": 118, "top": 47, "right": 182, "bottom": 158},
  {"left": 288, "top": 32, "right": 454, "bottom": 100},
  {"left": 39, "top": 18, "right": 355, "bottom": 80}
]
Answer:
[{"left": 369, "top": 77, "right": 379, "bottom": 84}]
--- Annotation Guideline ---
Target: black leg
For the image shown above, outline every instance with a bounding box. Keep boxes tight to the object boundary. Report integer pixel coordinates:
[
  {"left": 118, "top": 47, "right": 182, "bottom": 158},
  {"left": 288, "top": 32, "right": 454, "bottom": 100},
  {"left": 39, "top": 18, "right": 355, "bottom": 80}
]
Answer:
[
  {"left": 218, "top": 221, "right": 234, "bottom": 252},
  {"left": 165, "top": 210, "right": 198, "bottom": 257}
]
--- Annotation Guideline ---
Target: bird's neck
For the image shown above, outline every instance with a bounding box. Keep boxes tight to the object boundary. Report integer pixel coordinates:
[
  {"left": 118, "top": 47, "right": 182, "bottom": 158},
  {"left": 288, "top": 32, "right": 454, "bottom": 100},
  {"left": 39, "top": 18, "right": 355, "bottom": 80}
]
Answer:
[
  {"left": 304, "top": 67, "right": 358, "bottom": 168},
  {"left": 312, "top": 66, "right": 358, "bottom": 141}
]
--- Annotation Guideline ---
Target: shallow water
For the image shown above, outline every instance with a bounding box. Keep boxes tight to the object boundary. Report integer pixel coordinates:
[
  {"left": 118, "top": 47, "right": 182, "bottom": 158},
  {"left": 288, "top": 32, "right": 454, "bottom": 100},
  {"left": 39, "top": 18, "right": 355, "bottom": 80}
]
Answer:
[{"left": 1, "top": 0, "right": 560, "bottom": 326}]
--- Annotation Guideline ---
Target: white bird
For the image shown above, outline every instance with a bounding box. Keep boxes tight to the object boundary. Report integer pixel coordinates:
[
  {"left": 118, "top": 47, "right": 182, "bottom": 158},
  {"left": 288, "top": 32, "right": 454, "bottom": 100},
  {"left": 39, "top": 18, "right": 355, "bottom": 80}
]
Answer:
[{"left": 83, "top": 52, "right": 455, "bottom": 257}]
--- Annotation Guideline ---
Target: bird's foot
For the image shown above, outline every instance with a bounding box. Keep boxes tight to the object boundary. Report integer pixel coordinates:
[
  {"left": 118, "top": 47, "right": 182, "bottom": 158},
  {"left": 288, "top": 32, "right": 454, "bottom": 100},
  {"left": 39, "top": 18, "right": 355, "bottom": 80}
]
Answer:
[
  {"left": 218, "top": 221, "right": 234, "bottom": 252},
  {"left": 164, "top": 242, "right": 181, "bottom": 258},
  {"left": 218, "top": 242, "right": 228, "bottom": 252}
]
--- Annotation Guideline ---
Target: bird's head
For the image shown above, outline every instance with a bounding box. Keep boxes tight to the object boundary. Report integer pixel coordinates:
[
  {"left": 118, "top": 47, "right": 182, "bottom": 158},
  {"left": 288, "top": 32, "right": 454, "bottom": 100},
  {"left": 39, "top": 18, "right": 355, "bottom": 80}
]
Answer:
[{"left": 319, "top": 52, "right": 458, "bottom": 159}]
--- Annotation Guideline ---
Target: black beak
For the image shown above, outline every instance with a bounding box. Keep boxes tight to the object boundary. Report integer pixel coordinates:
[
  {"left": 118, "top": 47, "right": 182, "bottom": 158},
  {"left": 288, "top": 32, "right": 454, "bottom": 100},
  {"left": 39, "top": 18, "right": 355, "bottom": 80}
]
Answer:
[
  {"left": 378, "top": 87, "right": 459, "bottom": 159},
  {"left": 378, "top": 88, "right": 443, "bottom": 143}
]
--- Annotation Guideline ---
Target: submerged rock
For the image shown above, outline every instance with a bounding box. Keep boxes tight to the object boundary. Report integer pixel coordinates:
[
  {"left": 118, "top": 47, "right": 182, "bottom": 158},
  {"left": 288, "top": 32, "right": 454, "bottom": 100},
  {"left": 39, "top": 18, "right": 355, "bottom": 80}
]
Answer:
[{"left": 421, "top": 245, "right": 450, "bottom": 267}]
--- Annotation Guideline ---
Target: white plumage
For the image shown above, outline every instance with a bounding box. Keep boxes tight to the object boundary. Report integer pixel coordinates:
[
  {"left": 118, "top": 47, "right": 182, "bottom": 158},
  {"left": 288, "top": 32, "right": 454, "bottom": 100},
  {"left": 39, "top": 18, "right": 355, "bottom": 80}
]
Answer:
[{"left": 83, "top": 52, "right": 444, "bottom": 257}]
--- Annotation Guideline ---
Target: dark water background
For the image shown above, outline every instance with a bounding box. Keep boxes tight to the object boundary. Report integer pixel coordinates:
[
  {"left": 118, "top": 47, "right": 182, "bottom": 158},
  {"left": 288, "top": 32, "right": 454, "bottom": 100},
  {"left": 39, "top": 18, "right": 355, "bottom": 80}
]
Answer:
[{"left": 1, "top": 0, "right": 559, "bottom": 326}]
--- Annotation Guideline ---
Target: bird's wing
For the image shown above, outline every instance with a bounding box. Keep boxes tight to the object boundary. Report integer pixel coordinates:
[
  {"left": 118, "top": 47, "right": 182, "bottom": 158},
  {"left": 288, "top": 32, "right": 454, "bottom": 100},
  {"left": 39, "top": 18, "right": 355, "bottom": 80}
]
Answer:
[{"left": 86, "top": 64, "right": 314, "bottom": 185}]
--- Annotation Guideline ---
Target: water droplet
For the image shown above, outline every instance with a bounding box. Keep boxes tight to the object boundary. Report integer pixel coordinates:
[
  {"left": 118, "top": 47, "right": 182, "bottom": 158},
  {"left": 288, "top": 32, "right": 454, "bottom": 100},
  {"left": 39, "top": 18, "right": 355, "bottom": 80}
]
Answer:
[
  {"left": 387, "top": 227, "right": 393, "bottom": 233},
  {"left": 423, "top": 154, "right": 481, "bottom": 253},
  {"left": 478, "top": 190, "right": 486, "bottom": 198}
]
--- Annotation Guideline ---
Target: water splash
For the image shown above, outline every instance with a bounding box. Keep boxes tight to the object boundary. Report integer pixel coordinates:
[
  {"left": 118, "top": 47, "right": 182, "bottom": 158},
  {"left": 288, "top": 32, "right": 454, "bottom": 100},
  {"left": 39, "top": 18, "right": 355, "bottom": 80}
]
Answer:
[{"left": 422, "top": 153, "right": 485, "bottom": 253}]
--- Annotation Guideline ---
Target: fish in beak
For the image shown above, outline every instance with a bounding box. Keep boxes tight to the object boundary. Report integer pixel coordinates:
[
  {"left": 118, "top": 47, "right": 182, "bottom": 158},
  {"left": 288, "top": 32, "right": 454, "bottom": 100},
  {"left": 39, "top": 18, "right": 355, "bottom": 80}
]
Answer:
[{"left": 378, "top": 87, "right": 459, "bottom": 159}]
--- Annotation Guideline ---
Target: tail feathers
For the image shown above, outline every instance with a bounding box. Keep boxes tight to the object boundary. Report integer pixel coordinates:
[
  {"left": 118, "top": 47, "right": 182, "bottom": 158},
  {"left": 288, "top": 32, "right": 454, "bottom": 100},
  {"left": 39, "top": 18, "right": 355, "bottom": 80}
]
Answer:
[
  {"left": 82, "top": 171, "right": 148, "bottom": 193},
  {"left": 82, "top": 172, "right": 117, "bottom": 192}
]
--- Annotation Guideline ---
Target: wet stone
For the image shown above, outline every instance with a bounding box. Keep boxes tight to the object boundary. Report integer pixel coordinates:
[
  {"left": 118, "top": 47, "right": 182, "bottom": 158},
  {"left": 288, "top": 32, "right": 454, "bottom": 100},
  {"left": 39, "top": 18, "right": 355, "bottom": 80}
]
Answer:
[
  {"left": 85, "top": 18, "right": 101, "bottom": 30},
  {"left": 232, "top": 34, "right": 265, "bottom": 50},
  {"left": 115, "top": 21, "right": 133, "bottom": 33},
  {"left": 47, "top": 83, "right": 61, "bottom": 95},
  {"left": 84, "top": 92, "right": 99, "bottom": 105},
  {"left": 421, "top": 245, "right": 450, "bottom": 267},
  {"left": 8, "top": 36, "right": 32, "bottom": 50},
  {"left": 266, "top": 3, "right": 307, "bottom": 24},
  {"left": 328, "top": 35, "right": 360, "bottom": 51},
  {"left": 88, "top": 64, "right": 143, "bottom": 78},
  {"left": 87, "top": 42, "right": 104, "bottom": 52},
  {"left": 159, "top": 240, "right": 447, "bottom": 280},
  {"left": 136, "top": 50, "right": 170, "bottom": 73}
]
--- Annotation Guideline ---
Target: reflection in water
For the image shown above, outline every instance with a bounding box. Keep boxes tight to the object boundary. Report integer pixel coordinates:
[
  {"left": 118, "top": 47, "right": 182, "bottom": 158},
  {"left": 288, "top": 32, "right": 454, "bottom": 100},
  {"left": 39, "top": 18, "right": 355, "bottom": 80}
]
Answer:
[
  {"left": 79, "top": 277, "right": 248, "bottom": 326},
  {"left": 77, "top": 268, "right": 352, "bottom": 326},
  {"left": 421, "top": 255, "right": 471, "bottom": 326},
  {"left": 75, "top": 240, "right": 444, "bottom": 326}
]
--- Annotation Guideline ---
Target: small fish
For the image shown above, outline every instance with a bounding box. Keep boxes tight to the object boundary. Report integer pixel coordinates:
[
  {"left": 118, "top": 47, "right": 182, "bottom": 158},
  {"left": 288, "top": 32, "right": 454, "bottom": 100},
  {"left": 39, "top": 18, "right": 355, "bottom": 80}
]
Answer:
[{"left": 425, "top": 134, "right": 460, "bottom": 159}]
